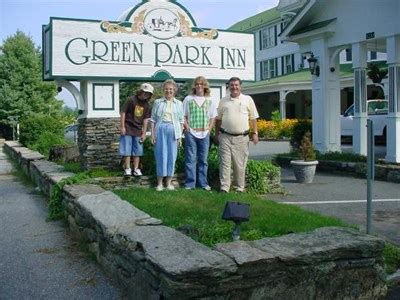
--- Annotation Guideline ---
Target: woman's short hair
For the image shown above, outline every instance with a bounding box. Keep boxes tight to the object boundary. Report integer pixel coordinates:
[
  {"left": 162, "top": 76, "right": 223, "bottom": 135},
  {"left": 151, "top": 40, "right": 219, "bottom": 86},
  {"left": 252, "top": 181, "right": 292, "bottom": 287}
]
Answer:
[
  {"left": 162, "top": 79, "right": 178, "bottom": 92},
  {"left": 191, "top": 76, "right": 210, "bottom": 96}
]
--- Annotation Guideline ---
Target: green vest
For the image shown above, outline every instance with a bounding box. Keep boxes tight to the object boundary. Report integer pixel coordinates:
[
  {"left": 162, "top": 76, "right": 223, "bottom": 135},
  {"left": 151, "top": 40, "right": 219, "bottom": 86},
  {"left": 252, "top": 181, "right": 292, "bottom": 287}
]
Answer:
[{"left": 189, "top": 98, "right": 211, "bottom": 129}]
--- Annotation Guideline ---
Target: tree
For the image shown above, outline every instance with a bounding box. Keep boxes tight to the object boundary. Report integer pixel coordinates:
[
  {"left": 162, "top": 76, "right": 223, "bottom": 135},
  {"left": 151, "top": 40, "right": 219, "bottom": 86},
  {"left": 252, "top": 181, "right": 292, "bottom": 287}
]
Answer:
[
  {"left": 367, "top": 63, "right": 388, "bottom": 84},
  {"left": 0, "top": 31, "right": 62, "bottom": 135}
]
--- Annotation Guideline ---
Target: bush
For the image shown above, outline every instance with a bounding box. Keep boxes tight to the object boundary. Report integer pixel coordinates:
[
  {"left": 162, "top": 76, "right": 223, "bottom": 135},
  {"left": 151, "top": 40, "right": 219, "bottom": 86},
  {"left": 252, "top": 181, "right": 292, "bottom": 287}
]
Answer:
[
  {"left": 298, "top": 131, "right": 316, "bottom": 161},
  {"left": 290, "top": 119, "right": 312, "bottom": 150},
  {"left": 257, "top": 118, "right": 298, "bottom": 140},
  {"left": 19, "top": 114, "right": 64, "bottom": 148},
  {"left": 31, "top": 132, "right": 67, "bottom": 157},
  {"left": 246, "top": 160, "right": 281, "bottom": 193}
]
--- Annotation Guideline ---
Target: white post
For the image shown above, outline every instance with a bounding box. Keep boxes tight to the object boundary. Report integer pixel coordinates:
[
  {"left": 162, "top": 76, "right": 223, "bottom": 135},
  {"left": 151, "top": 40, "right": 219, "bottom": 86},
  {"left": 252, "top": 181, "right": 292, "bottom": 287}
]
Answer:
[
  {"left": 310, "top": 38, "right": 341, "bottom": 153},
  {"left": 279, "top": 90, "right": 287, "bottom": 120},
  {"left": 352, "top": 42, "right": 368, "bottom": 155},
  {"left": 385, "top": 35, "right": 400, "bottom": 163}
]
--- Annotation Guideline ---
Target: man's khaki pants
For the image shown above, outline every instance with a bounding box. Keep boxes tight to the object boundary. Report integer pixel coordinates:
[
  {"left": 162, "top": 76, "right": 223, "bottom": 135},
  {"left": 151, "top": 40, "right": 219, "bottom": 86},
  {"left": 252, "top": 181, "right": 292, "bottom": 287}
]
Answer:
[{"left": 218, "top": 133, "right": 249, "bottom": 192}]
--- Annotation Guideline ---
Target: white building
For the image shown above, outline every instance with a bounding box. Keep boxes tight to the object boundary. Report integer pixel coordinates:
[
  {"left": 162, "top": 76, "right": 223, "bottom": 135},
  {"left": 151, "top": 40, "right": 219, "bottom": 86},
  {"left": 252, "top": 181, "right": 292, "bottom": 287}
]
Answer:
[
  {"left": 229, "top": 0, "right": 388, "bottom": 121},
  {"left": 229, "top": 0, "right": 399, "bottom": 162}
]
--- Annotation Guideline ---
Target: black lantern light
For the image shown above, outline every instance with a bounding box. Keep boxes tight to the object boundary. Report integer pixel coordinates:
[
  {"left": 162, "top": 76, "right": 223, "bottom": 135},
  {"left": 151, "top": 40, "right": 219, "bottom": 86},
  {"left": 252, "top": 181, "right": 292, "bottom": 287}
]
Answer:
[
  {"left": 307, "top": 53, "right": 320, "bottom": 77},
  {"left": 222, "top": 201, "right": 250, "bottom": 241}
]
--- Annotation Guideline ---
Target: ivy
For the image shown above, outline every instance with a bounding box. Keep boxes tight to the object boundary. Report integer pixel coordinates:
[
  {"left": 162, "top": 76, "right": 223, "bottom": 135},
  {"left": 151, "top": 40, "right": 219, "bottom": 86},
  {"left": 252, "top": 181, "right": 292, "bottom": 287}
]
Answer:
[{"left": 48, "top": 172, "right": 91, "bottom": 220}]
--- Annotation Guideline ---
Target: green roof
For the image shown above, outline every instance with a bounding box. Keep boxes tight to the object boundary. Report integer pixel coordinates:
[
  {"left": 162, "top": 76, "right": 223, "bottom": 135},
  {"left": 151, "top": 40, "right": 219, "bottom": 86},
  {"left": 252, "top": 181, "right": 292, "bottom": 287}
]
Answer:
[
  {"left": 290, "top": 18, "right": 336, "bottom": 36},
  {"left": 228, "top": 7, "right": 280, "bottom": 32},
  {"left": 243, "top": 69, "right": 311, "bottom": 89},
  {"left": 242, "top": 63, "right": 369, "bottom": 89}
]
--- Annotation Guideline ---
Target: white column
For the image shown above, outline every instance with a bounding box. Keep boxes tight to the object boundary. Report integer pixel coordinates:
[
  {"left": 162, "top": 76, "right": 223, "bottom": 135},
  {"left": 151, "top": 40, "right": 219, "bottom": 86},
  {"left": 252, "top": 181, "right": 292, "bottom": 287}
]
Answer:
[
  {"left": 310, "top": 39, "right": 341, "bottom": 153},
  {"left": 352, "top": 43, "right": 368, "bottom": 155},
  {"left": 385, "top": 35, "right": 400, "bottom": 163},
  {"left": 80, "top": 80, "right": 120, "bottom": 118},
  {"left": 279, "top": 90, "right": 287, "bottom": 120}
]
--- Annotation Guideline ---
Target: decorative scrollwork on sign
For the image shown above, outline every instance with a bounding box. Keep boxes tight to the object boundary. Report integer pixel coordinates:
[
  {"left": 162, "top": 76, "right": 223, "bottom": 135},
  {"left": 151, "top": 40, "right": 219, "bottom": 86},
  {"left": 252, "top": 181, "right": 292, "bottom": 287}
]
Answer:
[
  {"left": 178, "top": 12, "right": 218, "bottom": 40},
  {"left": 100, "top": 9, "right": 217, "bottom": 40},
  {"left": 101, "top": 10, "right": 146, "bottom": 34}
]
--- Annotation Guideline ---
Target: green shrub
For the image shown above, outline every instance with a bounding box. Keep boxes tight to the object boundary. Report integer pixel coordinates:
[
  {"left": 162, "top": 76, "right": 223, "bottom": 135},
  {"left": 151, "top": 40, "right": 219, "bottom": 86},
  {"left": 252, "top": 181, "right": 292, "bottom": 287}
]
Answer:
[
  {"left": 31, "top": 131, "right": 67, "bottom": 157},
  {"left": 290, "top": 119, "right": 312, "bottom": 150},
  {"left": 19, "top": 114, "right": 65, "bottom": 150},
  {"left": 384, "top": 243, "right": 400, "bottom": 274},
  {"left": 206, "top": 145, "right": 220, "bottom": 187},
  {"left": 317, "top": 151, "right": 367, "bottom": 162},
  {"left": 271, "top": 110, "right": 281, "bottom": 123},
  {"left": 246, "top": 160, "right": 281, "bottom": 193},
  {"left": 298, "top": 131, "right": 316, "bottom": 161}
]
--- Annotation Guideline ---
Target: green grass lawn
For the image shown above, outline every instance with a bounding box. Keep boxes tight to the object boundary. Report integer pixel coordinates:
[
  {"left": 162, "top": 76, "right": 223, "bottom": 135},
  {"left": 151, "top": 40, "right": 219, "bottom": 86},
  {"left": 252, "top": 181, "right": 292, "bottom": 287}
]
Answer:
[{"left": 114, "top": 187, "right": 349, "bottom": 247}]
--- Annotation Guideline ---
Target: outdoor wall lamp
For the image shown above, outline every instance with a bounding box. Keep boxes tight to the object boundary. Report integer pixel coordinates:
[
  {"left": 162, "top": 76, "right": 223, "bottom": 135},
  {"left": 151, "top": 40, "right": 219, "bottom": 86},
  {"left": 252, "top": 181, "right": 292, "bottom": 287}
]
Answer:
[
  {"left": 307, "top": 53, "right": 320, "bottom": 77},
  {"left": 222, "top": 201, "right": 250, "bottom": 241}
]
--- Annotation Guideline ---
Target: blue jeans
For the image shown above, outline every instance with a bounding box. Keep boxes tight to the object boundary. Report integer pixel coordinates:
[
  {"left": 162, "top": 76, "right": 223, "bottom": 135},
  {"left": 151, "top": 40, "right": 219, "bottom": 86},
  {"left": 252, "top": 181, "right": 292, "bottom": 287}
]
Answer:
[
  {"left": 155, "top": 122, "right": 177, "bottom": 177},
  {"left": 119, "top": 135, "right": 143, "bottom": 156},
  {"left": 184, "top": 132, "right": 210, "bottom": 188}
]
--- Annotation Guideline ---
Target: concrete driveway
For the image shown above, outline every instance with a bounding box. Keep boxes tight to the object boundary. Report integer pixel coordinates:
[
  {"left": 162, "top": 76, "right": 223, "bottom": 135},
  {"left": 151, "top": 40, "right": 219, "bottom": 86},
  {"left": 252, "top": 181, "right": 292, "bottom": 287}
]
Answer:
[{"left": 249, "top": 141, "right": 399, "bottom": 245}]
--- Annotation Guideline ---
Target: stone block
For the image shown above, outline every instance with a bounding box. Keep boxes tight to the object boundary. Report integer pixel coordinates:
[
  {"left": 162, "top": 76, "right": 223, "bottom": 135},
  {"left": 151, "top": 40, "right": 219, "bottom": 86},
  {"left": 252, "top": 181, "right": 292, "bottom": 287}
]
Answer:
[{"left": 118, "top": 225, "right": 237, "bottom": 280}]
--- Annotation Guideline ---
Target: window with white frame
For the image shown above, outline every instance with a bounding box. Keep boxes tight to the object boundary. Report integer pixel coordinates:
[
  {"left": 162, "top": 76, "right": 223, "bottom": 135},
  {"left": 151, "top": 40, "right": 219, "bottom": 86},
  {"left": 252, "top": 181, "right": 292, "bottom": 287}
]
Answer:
[
  {"left": 261, "top": 59, "right": 276, "bottom": 79},
  {"left": 261, "top": 26, "right": 275, "bottom": 49},
  {"left": 284, "top": 55, "right": 292, "bottom": 74}
]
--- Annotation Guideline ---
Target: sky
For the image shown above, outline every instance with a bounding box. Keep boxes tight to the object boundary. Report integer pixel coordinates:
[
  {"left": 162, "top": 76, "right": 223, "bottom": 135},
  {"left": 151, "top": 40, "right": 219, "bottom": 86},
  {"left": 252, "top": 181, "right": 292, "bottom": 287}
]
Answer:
[{"left": 0, "top": 0, "right": 279, "bottom": 107}]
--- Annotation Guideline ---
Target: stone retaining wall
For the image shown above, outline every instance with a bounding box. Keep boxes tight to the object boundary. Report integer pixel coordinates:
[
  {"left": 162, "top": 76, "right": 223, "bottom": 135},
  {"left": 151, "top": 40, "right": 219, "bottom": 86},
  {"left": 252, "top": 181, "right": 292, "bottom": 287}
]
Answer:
[
  {"left": 275, "top": 156, "right": 400, "bottom": 183},
  {"left": 4, "top": 141, "right": 388, "bottom": 299}
]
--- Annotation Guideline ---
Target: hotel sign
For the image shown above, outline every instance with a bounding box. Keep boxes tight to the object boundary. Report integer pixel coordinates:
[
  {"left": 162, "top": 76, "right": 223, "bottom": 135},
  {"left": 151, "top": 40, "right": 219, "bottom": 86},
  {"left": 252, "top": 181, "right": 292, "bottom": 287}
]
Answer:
[{"left": 43, "top": 1, "right": 255, "bottom": 81}]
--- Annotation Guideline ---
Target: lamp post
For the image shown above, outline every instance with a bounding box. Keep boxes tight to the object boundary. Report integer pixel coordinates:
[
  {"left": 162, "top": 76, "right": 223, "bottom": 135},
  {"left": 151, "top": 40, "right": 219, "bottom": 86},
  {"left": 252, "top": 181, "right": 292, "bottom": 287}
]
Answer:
[
  {"left": 8, "top": 116, "right": 19, "bottom": 141},
  {"left": 307, "top": 53, "right": 320, "bottom": 77}
]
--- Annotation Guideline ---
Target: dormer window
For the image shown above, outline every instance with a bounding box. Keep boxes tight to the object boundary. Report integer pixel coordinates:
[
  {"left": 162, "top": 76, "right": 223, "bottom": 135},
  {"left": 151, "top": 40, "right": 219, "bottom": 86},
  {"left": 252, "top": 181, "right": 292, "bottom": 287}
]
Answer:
[{"left": 261, "top": 26, "right": 276, "bottom": 49}]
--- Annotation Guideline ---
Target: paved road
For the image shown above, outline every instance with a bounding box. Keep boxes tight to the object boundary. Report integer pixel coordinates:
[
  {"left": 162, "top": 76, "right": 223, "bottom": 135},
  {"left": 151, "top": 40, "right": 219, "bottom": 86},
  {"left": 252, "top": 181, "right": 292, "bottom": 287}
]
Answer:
[
  {"left": 267, "top": 168, "right": 400, "bottom": 246},
  {"left": 0, "top": 148, "right": 123, "bottom": 299},
  {"left": 250, "top": 141, "right": 399, "bottom": 246}
]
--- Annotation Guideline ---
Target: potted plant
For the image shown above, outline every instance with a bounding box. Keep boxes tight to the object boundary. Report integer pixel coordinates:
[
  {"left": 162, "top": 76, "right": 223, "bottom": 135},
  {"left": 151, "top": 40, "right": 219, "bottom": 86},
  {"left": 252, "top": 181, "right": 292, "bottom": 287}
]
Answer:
[{"left": 290, "top": 131, "right": 318, "bottom": 183}]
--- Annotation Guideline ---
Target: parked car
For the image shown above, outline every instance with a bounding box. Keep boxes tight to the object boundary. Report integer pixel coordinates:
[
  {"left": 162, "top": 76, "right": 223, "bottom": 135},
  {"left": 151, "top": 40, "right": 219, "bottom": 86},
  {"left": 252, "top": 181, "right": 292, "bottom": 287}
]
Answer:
[
  {"left": 341, "top": 99, "right": 388, "bottom": 138},
  {"left": 64, "top": 124, "right": 78, "bottom": 143}
]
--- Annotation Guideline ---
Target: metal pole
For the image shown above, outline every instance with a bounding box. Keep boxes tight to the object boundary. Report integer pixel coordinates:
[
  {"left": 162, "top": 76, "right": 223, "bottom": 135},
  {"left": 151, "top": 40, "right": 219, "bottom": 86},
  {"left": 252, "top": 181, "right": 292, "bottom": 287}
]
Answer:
[{"left": 366, "top": 119, "right": 374, "bottom": 234}]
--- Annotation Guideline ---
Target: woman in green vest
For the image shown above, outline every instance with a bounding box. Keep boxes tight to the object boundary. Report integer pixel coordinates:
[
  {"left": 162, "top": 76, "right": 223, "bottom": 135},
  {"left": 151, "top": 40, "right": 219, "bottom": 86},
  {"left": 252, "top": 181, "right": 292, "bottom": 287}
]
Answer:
[{"left": 182, "top": 76, "right": 218, "bottom": 190}]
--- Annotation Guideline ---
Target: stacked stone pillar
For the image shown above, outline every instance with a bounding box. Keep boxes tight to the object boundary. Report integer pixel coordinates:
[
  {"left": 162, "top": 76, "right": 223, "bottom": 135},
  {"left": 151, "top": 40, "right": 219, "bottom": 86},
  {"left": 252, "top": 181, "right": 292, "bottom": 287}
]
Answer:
[{"left": 78, "top": 118, "right": 120, "bottom": 170}]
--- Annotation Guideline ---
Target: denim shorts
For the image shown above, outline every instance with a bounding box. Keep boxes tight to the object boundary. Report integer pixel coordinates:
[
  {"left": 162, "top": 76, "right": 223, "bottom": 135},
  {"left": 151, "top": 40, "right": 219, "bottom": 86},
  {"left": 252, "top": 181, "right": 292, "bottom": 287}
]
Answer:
[{"left": 119, "top": 135, "right": 143, "bottom": 156}]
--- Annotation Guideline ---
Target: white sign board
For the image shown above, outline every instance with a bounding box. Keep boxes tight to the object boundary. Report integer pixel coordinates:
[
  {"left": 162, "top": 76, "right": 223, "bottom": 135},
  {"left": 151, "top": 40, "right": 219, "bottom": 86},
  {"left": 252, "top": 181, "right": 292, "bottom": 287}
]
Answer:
[{"left": 43, "top": 1, "right": 255, "bottom": 81}]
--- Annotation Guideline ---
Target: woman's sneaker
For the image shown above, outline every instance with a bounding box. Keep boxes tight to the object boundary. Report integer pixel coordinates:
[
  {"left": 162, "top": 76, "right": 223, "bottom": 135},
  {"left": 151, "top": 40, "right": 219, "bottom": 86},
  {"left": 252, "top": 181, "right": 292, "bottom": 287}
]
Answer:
[
  {"left": 124, "top": 168, "right": 132, "bottom": 176},
  {"left": 203, "top": 185, "right": 211, "bottom": 191},
  {"left": 155, "top": 185, "right": 164, "bottom": 192},
  {"left": 133, "top": 169, "right": 143, "bottom": 176},
  {"left": 166, "top": 185, "right": 175, "bottom": 191}
]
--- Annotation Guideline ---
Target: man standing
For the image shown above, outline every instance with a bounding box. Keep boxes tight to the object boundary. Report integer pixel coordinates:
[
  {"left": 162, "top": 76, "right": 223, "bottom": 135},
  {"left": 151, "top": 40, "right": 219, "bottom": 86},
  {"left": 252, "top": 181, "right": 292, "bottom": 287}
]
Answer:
[
  {"left": 120, "top": 83, "right": 154, "bottom": 176},
  {"left": 215, "top": 77, "right": 259, "bottom": 192}
]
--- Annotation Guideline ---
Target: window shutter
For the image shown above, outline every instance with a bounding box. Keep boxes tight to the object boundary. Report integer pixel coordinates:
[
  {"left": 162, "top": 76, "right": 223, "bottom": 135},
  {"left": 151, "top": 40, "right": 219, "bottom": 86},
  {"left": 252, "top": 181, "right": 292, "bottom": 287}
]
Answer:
[
  {"left": 275, "top": 58, "right": 278, "bottom": 77},
  {"left": 281, "top": 57, "right": 284, "bottom": 75},
  {"left": 260, "top": 62, "right": 263, "bottom": 80},
  {"left": 274, "top": 25, "right": 277, "bottom": 46},
  {"left": 259, "top": 31, "right": 262, "bottom": 50},
  {"left": 291, "top": 54, "right": 295, "bottom": 72}
]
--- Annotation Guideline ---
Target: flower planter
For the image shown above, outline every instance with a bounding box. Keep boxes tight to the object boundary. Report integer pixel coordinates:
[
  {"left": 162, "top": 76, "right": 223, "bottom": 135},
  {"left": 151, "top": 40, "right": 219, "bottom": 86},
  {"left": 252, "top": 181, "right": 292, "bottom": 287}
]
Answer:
[{"left": 290, "top": 160, "right": 319, "bottom": 183}]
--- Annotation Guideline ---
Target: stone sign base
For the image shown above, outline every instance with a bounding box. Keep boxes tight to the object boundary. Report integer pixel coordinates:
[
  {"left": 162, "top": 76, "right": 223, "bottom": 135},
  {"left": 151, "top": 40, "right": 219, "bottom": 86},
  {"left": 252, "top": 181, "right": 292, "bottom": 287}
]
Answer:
[{"left": 78, "top": 117, "right": 120, "bottom": 170}]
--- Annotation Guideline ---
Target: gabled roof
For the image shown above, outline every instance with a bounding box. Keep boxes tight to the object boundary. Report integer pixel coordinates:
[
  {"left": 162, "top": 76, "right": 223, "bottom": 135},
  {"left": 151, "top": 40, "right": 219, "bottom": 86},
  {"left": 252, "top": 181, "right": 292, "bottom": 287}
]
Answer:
[
  {"left": 228, "top": 8, "right": 280, "bottom": 32},
  {"left": 290, "top": 18, "right": 336, "bottom": 36}
]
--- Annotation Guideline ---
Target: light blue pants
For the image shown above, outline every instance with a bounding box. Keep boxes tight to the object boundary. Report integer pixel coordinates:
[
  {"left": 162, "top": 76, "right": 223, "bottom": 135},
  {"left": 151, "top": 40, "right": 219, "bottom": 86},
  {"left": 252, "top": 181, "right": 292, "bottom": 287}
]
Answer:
[{"left": 155, "top": 122, "right": 177, "bottom": 177}]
